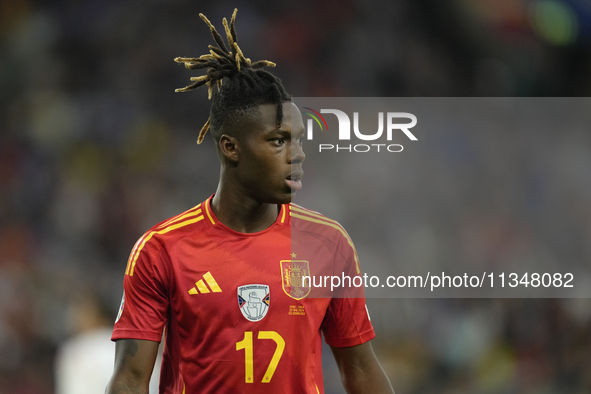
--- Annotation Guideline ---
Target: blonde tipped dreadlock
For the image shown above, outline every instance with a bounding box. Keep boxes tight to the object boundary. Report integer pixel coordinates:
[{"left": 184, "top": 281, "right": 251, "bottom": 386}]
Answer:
[{"left": 174, "top": 9, "right": 290, "bottom": 145}]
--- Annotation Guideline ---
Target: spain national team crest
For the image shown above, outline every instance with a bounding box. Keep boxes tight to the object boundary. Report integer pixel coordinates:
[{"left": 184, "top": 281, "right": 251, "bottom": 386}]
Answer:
[
  {"left": 281, "top": 260, "right": 311, "bottom": 300},
  {"left": 237, "top": 284, "right": 270, "bottom": 322}
]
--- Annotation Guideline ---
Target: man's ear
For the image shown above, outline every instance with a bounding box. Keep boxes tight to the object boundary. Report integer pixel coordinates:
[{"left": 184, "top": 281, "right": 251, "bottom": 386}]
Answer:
[{"left": 219, "top": 134, "right": 239, "bottom": 163}]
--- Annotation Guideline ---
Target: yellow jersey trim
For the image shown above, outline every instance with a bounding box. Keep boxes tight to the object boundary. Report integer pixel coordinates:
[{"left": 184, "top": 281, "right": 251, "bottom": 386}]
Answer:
[
  {"left": 125, "top": 205, "right": 202, "bottom": 275},
  {"left": 158, "top": 204, "right": 201, "bottom": 229},
  {"left": 280, "top": 204, "right": 287, "bottom": 223},
  {"left": 128, "top": 216, "right": 204, "bottom": 276},
  {"left": 205, "top": 197, "right": 216, "bottom": 225},
  {"left": 290, "top": 207, "right": 360, "bottom": 274}
]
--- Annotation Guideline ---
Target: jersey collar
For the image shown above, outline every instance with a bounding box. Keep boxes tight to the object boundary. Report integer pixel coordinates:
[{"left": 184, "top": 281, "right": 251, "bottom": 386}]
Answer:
[{"left": 204, "top": 194, "right": 290, "bottom": 235}]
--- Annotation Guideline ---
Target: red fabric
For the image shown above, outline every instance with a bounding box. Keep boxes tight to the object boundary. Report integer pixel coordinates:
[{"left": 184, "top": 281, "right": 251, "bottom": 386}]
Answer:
[{"left": 113, "top": 196, "right": 374, "bottom": 394}]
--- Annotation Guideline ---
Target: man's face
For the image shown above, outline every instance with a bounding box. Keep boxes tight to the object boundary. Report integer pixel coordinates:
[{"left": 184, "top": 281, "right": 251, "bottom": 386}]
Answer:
[{"left": 234, "top": 102, "right": 306, "bottom": 205}]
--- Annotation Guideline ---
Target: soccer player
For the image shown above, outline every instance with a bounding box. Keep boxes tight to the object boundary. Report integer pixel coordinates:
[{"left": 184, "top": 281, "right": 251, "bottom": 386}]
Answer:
[{"left": 106, "top": 10, "right": 394, "bottom": 394}]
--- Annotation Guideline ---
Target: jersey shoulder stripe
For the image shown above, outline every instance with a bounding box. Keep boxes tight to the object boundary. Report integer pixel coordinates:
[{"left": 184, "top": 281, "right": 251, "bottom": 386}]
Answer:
[
  {"left": 289, "top": 204, "right": 360, "bottom": 274},
  {"left": 125, "top": 204, "right": 205, "bottom": 276},
  {"left": 125, "top": 203, "right": 202, "bottom": 275},
  {"left": 156, "top": 203, "right": 203, "bottom": 230},
  {"left": 289, "top": 203, "right": 349, "bottom": 238}
]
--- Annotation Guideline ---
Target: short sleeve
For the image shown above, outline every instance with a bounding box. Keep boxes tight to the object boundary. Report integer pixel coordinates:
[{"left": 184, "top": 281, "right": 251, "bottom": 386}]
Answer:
[
  {"left": 112, "top": 236, "right": 170, "bottom": 342},
  {"left": 321, "top": 298, "right": 375, "bottom": 347},
  {"left": 321, "top": 231, "right": 375, "bottom": 347}
]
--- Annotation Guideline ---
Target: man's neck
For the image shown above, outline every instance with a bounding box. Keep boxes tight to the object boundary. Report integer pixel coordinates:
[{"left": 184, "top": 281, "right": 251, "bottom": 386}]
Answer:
[{"left": 210, "top": 184, "right": 280, "bottom": 233}]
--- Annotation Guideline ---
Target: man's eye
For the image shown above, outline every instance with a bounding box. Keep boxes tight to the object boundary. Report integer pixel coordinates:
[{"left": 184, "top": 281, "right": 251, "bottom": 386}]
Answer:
[
  {"left": 273, "top": 138, "right": 286, "bottom": 145},
  {"left": 297, "top": 138, "right": 304, "bottom": 146}
]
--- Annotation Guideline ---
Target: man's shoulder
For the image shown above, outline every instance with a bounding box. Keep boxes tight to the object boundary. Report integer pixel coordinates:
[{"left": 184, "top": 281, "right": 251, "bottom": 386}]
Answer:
[
  {"left": 290, "top": 203, "right": 360, "bottom": 273},
  {"left": 289, "top": 203, "right": 352, "bottom": 243},
  {"left": 135, "top": 202, "right": 211, "bottom": 252}
]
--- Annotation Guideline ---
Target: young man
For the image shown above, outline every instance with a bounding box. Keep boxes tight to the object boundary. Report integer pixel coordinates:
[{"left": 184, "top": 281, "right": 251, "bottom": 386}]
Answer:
[{"left": 106, "top": 10, "right": 394, "bottom": 394}]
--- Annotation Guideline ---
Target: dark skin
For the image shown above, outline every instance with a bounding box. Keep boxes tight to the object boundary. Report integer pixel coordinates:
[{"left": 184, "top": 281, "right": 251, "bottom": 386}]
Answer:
[
  {"left": 106, "top": 339, "right": 158, "bottom": 394},
  {"left": 211, "top": 102, "right": 306, "bottom": 233},
  {"left": 106, "top": 102, "right": 394, "bottom": 394},
  {"left": 331, "top": 342, "right": 394, "bottom": 393}
]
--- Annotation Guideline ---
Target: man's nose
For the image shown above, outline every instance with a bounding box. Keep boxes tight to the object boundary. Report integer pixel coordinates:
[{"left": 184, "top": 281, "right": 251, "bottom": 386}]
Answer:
[{"left": 290, "top": 141, "right": 305, "bottom": 163}]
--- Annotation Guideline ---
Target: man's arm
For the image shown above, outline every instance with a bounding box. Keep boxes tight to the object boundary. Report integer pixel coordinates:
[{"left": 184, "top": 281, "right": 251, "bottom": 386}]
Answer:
[
  {"left": 105, "top": 339, "right": 159, "bottom": 394},
  {"left": 330, "top": 341, "right": 395, "bottom": 394}
]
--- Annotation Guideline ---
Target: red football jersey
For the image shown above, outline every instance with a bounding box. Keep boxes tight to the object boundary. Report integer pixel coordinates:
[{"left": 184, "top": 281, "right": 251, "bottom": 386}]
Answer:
[{"left": 113, "top": 196, "right": 374, "bottom": 394}]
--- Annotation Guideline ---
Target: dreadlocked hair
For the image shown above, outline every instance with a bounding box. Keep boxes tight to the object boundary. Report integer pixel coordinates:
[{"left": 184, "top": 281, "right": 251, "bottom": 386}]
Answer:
[{"left": 174, "top": 9, "right": 291, "bottom": 144}]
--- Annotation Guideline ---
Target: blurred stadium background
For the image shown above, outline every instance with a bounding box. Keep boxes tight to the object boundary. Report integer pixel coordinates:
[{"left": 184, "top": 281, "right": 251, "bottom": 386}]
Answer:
[{"left": 1, "top": 0, "right": 591, "bottom": 393}]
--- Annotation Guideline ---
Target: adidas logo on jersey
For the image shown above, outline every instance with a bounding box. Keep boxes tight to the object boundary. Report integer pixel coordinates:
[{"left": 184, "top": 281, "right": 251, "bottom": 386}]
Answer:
[{"left": 188, "top": 272, "right": 222, "bottom": 295}]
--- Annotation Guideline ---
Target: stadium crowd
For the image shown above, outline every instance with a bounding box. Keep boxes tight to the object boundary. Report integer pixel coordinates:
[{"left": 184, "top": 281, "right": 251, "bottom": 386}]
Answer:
[{"left": 1, "top": 0, "right": 591, "bottom": 393}]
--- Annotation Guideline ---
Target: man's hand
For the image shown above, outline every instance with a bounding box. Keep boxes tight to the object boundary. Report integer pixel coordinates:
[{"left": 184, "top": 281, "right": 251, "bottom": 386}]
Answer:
[
  {"left": 330, "top": 341, "right": 394, "bottom": 394},
  {"left": 105, "top": 339, "right": 159, "bottom": 394}
]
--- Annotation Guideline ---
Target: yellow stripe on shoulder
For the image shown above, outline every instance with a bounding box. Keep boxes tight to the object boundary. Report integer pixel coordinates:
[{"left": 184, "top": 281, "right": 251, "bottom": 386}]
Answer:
[
  {"left": 158, "top": 208, "right": 203, "bottom": 230},
  {"left": 289, "top": 205, "right": 360, "bottom": 274},
  {"left": 204, "top": 198, "right": 215, "bottom": 225},
  {"left": 125, "top": 205, "right": 202, "bottom": 275},
  {"left": 290, "top": 204, "right": 340, "bottom": 225},
  {"left": 128, "top": 216, "right": 204, "bottom": 276},
  {"left": 290, "top": 205, "right": 352, "bottom": 239},
  {"left": 157, "top": 204, "right": 202, "bottom": 229},
  {"left": 125, "top": 234, "right": 149, "bottom": 275}
]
